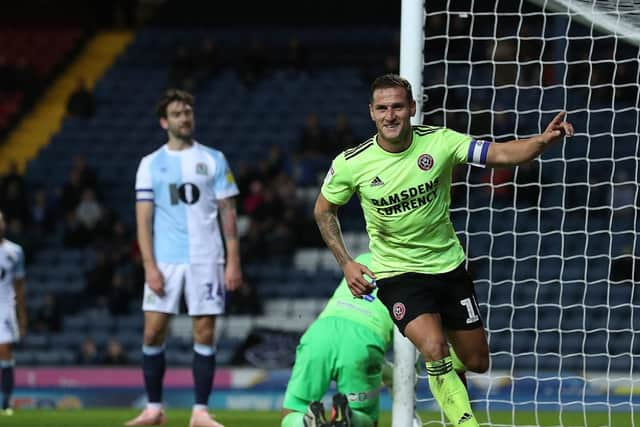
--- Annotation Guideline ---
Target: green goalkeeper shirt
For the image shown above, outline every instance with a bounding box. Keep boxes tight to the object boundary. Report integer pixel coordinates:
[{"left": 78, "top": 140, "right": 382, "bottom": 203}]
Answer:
[
  {"left": 318, "top": 252, "right": 393, "bottom": 349},
  {"left": 321, "top": 125, "right": 490, "bottom": 279}
]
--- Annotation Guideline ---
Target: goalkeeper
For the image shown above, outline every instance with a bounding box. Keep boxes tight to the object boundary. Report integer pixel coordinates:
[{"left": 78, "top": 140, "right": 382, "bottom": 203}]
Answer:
[{"left": 281, "top": 252, "right": 464, "bottom": 427}]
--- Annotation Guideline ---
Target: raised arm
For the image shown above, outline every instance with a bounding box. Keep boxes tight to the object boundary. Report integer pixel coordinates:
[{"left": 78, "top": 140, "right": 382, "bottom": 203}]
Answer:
[
  {"left": 486, "top": 111, "right": 575, "bottom": 167},
  {"left": 314, "top": 192, "right": 375, "bottom": 296},
  {"left": 219, "top": 196, "right": 242, "bottom": 291}
]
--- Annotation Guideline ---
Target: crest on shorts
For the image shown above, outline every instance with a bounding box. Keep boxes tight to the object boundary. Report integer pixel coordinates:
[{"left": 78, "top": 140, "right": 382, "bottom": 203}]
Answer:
[
  {"left": 392, "top": 302, "right": 406, "bottom": 320},
  {"left": 417, "top": 154, "right": 434, "bottom": 171},
  {"left": 196, "top": 163, "right": 208, "bottom": 175}
]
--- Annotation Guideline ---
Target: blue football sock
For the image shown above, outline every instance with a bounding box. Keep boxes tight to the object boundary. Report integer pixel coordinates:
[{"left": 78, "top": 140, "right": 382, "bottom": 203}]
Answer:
[
  {"left": 1, "top": 361, "right": 15, "bottom": 410},
  {"left": 142, "top": 346, "right": 166, "bottom": 404},
  {"left": 192, "top": 343, "right": 216, "bottom": 406}
]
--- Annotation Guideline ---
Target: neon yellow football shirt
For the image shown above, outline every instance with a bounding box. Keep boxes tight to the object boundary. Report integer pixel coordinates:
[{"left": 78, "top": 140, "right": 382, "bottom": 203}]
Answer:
[{"left": 321, "top": 125, "right": 490, "bottom": 279}]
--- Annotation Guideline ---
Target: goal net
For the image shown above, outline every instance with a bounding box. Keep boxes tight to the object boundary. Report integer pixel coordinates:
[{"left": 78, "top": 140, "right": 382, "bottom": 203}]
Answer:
[{"left": 397, "top": 0, "right": 640, "bottom": 425}]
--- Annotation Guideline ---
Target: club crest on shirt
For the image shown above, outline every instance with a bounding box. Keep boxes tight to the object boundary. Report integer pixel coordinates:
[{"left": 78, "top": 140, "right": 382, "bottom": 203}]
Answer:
[
  {"left": 417, "top": 154, "right": 434, "bottom": 171},
  {"left": 392, "top": 302, "right": 406, "bottom": 320},
  {"left": 196, "top": 163, "right": 208, "bottom": 175}
]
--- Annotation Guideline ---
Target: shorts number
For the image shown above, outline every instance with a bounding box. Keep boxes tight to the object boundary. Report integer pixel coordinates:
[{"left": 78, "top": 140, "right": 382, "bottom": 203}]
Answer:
[
  {"left": 460, "top": 297, "right": 479, "bottom": 324},
  {"left": 205, "top": 283, "right": 214, "bottom": 300}
]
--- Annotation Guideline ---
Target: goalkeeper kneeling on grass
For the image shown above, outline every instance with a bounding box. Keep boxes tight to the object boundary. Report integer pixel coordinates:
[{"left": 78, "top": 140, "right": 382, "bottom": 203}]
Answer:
[{"left": 281, "top": 252, "right": 466, "bottom": 427}]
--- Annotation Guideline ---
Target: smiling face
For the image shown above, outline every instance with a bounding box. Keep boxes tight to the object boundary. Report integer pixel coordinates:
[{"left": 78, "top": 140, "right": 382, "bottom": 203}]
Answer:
[
  {"left": 160, "top": 100, "right": 195, "bottom": 142},
  {"left": 369, "top": 86, "right": 416, "bottom": 152}
]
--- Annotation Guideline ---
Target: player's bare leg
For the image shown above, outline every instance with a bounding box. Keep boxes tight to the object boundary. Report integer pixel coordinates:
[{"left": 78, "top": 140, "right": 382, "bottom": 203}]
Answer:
[
  {"left": 125, "top": 312, "right": 170, "bottom": 426},
  {"left": 404, "top": 313, "right": 478, "bottom": 427},
  {"left": 446, "top": 328, "right": 489, "bottom": 374},
  {"left": 189, "top": 315, "right": 223, "bottom": 427}
]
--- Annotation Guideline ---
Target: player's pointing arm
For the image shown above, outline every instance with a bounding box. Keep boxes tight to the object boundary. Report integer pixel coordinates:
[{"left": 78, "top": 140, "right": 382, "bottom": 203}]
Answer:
[{"left": 486, "top": 111, "right": 575, "bottom": 167}]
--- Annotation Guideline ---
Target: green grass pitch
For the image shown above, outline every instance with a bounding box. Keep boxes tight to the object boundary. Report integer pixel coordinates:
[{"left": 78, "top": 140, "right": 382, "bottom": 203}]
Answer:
[{"left": 3, "top": 409, "right": 639, "bottom": 426}]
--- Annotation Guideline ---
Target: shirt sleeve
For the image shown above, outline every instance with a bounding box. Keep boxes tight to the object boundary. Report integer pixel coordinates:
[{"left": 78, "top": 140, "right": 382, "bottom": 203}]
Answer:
[
  {"left": 135, "top": 156, "right": 154, "bottom": 202},
  {"left": 212, "top": 152, "right": 240, "bottom": 200},
  {"left": 445, "top": 128, "right": 491, "bottom": 168},
  {"left": 320, "top": 153, "right": 355, "bottom": 205}
]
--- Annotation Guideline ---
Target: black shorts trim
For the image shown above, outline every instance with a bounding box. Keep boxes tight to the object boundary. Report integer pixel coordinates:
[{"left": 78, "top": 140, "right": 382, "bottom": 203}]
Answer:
[{"left": 376, "top": 263, "right": 483, "bottom": 335}]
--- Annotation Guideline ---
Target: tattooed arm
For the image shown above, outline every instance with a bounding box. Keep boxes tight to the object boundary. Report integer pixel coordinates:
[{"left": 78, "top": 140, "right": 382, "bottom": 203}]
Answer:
[{"left": 314, "top": 192, "right": 375, "bottom": 297}]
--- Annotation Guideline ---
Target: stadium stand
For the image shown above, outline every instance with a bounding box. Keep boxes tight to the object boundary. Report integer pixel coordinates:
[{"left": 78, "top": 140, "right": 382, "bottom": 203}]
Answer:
[{"left": 0, "top": 1, "right": 637, "bottom": 374}]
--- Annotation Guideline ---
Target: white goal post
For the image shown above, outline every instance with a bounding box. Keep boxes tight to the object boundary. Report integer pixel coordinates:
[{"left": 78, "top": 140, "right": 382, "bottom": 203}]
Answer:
[{"left": 396, "top": 1, "right": 640, "bottom": 426}]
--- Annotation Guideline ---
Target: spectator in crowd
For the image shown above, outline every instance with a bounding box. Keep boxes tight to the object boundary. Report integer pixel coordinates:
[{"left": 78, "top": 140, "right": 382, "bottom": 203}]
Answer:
[
  {"left": 297, "top": 112, "right": 327, "bottom": 159},
  {"left": 327, "top": 112, "right": 357, "bottom": 155},
  {"left": 103, "top": 338, "right": 129, "bottom": 365},
  {"left": 75, "top": 188, "right": 103, "bottom": 233},
  {"left": 85, "top": 249, "right": 115, "bottom": 301},
  {"left": 66, "top": 78, "right": 96, "bottom": 119},
  {"left": 59, "top": 169, "right": 86, "bottom": 215},
  {"left": 32, "top": 293, "right": 63, "bottom": 333},
  {"left": 30, "top": 188, "right": 58, "bottom": 235},
  {"left": 107, "top": 272, "right": 134, "bottom": 316},
  {"left": 293, "top": 113, "right": 331, "bottom": 187},
  {"left": 76, "top": 337, "right": 101, "bottom": 365},
  {"left": 62, "top": 211, "right": 90, "bottom": 248},
  {"left": 240, "top": 218, "right": 268, "bottom": 264},
  {"left": 71, "top": 154, "right": 99, "bottom": 193}
]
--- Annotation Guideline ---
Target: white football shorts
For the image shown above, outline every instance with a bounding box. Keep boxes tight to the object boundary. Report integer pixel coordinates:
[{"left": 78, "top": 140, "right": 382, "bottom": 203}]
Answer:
[
  {"left": 0, "top": 307, "right": 19, "bottom": 345},
  {"left": 142, "top": 262, "right": 226, "bottom": 316}
]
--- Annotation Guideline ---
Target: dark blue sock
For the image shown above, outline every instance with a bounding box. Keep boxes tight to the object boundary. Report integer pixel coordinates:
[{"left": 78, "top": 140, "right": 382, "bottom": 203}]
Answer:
[
  {"left": 1, "top": 366, "right": 14, "bottom": 410},
  {"left": 142, "top": 349, "right": 165, "bottom": 404},
  {"left": 192, "top": 345, "right": 216, "bottom": 406}
]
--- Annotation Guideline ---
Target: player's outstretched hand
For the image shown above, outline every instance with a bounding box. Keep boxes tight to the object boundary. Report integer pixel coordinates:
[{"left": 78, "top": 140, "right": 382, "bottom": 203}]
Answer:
[
  {"left": 542, "top": 111, "right": 574, "bottom": 145},
  {"left": 343, "top": 260, "right": 376, "bottom": 297},
  {"left": 145, "top": 264, "right": 165, "bottom": 297}
]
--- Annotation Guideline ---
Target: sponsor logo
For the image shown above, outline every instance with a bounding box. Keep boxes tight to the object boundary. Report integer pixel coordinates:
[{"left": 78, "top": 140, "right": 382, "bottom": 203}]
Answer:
[
  {"left": 392, "top": 302, "right": 406, "bottom": 320},
  {"left": 225, "top": 168, "right": 235, "bottom": 184},
  {"left": 417, "top": 154, "right": 434, "bottom": 171}
]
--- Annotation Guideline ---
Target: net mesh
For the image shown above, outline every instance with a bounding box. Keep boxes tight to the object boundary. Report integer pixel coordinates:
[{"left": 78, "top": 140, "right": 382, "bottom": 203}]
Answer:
[{"left": 415, "top": 0, "right": 640, "bottom": 425}]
